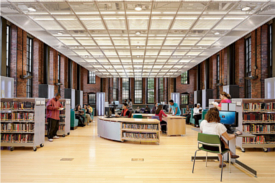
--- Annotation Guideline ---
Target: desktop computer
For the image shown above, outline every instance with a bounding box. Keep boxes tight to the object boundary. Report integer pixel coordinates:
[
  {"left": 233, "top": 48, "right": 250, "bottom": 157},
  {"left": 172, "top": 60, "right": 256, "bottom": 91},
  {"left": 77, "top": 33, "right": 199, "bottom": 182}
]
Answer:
[{"left": 219, "top": 111, "right": 238, "bottom": 134}]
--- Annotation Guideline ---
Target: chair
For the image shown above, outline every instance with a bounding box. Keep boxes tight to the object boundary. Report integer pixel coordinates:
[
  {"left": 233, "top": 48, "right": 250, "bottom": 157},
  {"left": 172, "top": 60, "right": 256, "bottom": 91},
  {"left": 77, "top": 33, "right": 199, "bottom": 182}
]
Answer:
[
  {"left": 190, "top": 108, "right": 195, "bottom": 125},
  {"left": 133, "top": 114, "right": 143, "bottom": 119},
  {"left": 70, "top": 109, "right": 79, "bottom": 130},
  {"left": 192, "top": 133, "right": 231, "bottom": 182},
  {"left": 90, "top": 110, "right": 94, "bottom": 121}
]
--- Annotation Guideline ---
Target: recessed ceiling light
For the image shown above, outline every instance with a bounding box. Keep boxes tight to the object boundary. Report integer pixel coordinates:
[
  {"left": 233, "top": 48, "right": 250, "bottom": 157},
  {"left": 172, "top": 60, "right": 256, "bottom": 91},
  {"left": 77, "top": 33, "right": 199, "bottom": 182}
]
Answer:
[
  {"left": 135, "top": 5, "right": 142, "bottom": 11},
  {"left": 57, "top": 32, "right": 63, "bottom": 35},
  {"left": 199, "top": 47, "right": 202, "bottom": 49},
  {"left": 137, "top": 46, "right": 140, "bottom": 49},
  {"left": 85, "top": 55, "right": 89, "bottom": 58},
  {"left": 214, "top": 32, "right": 220, "bottom": 35},
  {"left": 136, "top": 31, "right": 141, "bottom": 35},
  {"left": 28, "top": 7, "right": 36, "bottom": 12},
  {"left": 241, "top": 7, "right": 251, "bottom": 11},
  {"left": 137, "top": 56, "right": 140, "bottom": 58}
]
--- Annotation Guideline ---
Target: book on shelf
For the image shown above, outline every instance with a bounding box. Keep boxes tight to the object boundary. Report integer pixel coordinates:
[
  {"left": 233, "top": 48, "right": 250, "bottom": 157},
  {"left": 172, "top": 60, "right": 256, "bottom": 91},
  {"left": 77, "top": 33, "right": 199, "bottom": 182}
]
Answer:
[
  {"left": 122, "top": 123, "right": 158, "bottom": 130},
  {"left": 1, "top": 134, "right": 34, "bottom": 143},
  {"left": 1, "top": 123, "right": 34, "bottom": 132},
  {"left": 242, "top": 135, "right": 275, "bottom": 144},
  {"left": 122, "top": 132, "right": 158, "bottom": 139},
  {"left": 0, "top": 112, "right": 34, "bottom": 121},
  {"left": 243, "top": 124, "right": 275, "bottom": 133},
  {"left": 243, "top": 102, "right": 275, "bottom": 111},
  {"left": 0, "top": 101, "right": 35, "bottom": 110},
  {"left": 243, "top": 113, "right": 275, "bottom": 122}
]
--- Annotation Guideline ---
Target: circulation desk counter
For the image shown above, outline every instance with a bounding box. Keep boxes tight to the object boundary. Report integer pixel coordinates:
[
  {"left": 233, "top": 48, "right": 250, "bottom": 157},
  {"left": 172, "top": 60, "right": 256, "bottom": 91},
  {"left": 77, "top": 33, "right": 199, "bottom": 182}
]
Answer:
[
  {"left": 132, "top": 114, "right": 186, "bottom": 136},
  {"left": 97, "top": 117, "right": 160, "bottom": 144}
]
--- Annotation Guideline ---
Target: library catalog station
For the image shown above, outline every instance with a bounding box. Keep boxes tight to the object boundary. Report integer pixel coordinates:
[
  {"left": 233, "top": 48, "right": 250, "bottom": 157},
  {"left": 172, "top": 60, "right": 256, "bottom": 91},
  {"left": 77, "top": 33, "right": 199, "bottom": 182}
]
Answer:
[{"left": 0, "top": 0, "right": 275, "bottom": 182}]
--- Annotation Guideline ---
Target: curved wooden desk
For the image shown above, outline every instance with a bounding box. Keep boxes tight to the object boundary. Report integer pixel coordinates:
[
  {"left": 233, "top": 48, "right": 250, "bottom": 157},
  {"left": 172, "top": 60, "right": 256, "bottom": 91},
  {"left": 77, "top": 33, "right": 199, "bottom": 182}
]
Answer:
[
  {"left": 132, "top": 114, "right": 186, "bottom": 136},
  {"left": 97, "top": 117, "right": 160, "bottom": 144}
]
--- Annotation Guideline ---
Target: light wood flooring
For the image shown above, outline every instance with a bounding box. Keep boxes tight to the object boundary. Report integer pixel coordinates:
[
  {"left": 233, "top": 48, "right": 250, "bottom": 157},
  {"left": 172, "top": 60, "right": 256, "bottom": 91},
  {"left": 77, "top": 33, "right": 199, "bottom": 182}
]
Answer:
[{"left": 1, "top": 117, "right": 275, "bottom": 183}]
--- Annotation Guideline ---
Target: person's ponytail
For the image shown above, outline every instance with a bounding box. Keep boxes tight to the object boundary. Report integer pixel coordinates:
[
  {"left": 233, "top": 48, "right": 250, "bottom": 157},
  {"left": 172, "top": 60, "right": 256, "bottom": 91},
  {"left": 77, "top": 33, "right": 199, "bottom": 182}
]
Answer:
[{"left": 220, "top": 91, "right": 231, "bottom": 99}]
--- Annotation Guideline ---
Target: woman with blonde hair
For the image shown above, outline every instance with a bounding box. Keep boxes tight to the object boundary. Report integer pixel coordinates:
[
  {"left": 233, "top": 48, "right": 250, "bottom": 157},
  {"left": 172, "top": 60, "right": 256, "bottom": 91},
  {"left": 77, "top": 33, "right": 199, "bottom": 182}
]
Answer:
[{"left": 213, "top": 91, "right": 232, "bottom": 110}]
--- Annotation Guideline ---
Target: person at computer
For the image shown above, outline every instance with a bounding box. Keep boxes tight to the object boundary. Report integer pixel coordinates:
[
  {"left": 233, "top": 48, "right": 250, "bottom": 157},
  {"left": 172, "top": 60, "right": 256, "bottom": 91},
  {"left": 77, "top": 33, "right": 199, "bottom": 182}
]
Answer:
[
  {"left": 169, "top": 100, "right": 181, "bottom": 116},
  {"left": 213, "top": 91, "right": 232, "bottom": 111},
  {"left": 155, "top": 105, "right": 168, "bottom": 133},
  {"left": 193, "top": 103, "right": 202, "bottom": 127},
  {"left": 200, "top": 108, "right": 242, "bottom": 168},
  {"left": 116, "top": 103, "right": 131, "bottom": 118},
  {"left": 183, "top": 105, "right": 191, "bottom": 124},
  {"left": 151, "top": 103, "right": 158, "bottom": 114},
  {"left": 144, "top": 105, "right": 150, "bottom": 113}
]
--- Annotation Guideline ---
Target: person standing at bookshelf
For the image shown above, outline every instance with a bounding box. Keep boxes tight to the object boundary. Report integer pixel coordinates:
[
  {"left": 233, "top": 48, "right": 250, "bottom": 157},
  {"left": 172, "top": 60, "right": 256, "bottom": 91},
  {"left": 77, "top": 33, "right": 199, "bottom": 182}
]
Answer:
[
  {"left": 169, "top": 100, "right": 181, "bottom": 116},
  {"left": 46, "top": 93, "right": 63, "bottom": 142},
  {"left": 213, "top": 91, "right": 232, "bottom": 110}
]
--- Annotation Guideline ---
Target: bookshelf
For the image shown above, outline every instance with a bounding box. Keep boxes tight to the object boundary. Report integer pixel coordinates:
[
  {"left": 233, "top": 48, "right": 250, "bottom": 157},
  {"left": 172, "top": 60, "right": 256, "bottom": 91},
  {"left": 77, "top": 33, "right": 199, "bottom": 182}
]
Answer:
[
  {"left": 232, "top": 98, "right": 275, "bottom": 152},
  {"left": 45, "top": 99, "right": 71, "bottom": 137},
  {"left": 98, "top": 118, "right": 160, "bottom": 144},
  {"left": 0, "top": 98, "right": 45, "bottom": 151}
]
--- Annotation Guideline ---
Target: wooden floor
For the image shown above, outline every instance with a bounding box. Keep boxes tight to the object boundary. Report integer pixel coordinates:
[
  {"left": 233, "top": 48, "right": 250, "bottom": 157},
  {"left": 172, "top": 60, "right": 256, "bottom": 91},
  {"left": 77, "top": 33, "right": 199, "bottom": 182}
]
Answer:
[{"left": 1, "top": 117, "right": 275, "bottom": 183}]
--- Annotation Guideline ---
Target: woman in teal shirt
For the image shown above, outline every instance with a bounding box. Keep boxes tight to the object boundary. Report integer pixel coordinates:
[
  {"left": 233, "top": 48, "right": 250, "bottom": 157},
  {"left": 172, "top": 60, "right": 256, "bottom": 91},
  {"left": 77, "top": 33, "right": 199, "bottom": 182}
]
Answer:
[{"left": 169, "top": 100, "right": 181, "bottom": 116}]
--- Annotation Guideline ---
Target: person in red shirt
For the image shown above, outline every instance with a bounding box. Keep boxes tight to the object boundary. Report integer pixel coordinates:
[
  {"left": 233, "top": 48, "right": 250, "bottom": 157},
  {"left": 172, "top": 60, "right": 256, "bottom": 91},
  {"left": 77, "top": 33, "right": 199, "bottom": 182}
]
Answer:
[
  {"left": 46, "top": 93, "right": 63, "bottom": 142},
  {"left": 116, "top": 103, "right": 131, "bottom": 118},
  {"left": 213, "top": 91, "right": 232, "bottom": 110},
  {"left": 155, "top": 105, "right": 167, "bottom": 133}
]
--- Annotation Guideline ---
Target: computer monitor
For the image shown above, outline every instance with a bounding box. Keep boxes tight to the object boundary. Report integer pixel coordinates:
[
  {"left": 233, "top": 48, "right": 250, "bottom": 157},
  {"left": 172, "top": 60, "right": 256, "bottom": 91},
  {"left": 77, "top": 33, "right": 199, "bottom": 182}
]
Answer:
[
  {"left": 114, "top": 101, "right": 119, "bottom": 105},
  {"left": 219, "top": 111, "right": 238, "bottom": 127}
]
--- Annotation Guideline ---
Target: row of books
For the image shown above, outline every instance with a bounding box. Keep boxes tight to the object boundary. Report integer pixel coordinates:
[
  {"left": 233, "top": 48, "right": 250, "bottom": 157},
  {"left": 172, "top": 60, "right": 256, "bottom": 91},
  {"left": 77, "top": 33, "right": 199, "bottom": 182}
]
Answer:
[
  {"left": 0, "top": 112, "right": 34, "bottom": 121},
  {"left": 1, "top": 123, "right": 34, "bottom": 132},
  {"left": 243, "top": 102, "right": 275, "bottom": 111},
  {"left": 0, "top": 101, "right": 35, "bottom": 110},
  {"left": 243, "top": 125, "right": 275, "bottom": 133},
  {"left": 122, "top": 132, "right": 158, "bottom": 139},
  {"left": 122, "top": 124, "right": 158, "bottom": 130},
  {"left": 1, "top": 134, "right": 34, "bottom": 143},
  {"left": 242, "top": 135, "right": 275, "bottom": 144},
  {"left": 243, "top": 113, "right": 275, "bottom": 122}
]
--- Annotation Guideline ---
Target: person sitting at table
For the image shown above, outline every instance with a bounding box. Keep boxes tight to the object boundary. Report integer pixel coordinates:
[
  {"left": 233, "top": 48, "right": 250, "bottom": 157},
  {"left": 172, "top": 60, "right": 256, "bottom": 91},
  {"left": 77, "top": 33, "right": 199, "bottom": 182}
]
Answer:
[
  {"left": 74, "top": 104, "right": 85, "bottom": 127},
  {"left": 193, "top": 103, "right": 202, "bottom": 128},
  {"left": 83, "top": 104, "right": 92, "bottom": 123},
  {"left": 116, "top": 103, "right": 131, "bottom": 118},
  {"left": 128, "top": 99, "right": 133, "bottom": 111},
  {"left": 213, "top": 91, "right": 232, "bottom": 111},
  {"left": 169, "top": 100, "right": 181, "bottom": 116},
  {"left": 151, "top": 103, "right": 158, "bottom": 114},
  {"left": 182, "top": 105, "right": 191, "bottom": 124},
  {"left": 200, "top": 108, "right": 242, "bottom": 168},
  {"left": 135, "top": 106, "right": 140, "bottom": 113},
  {"left": 144, "top": 105, "right": 150, "bottom": 113},
  {"left": 155, "top": 105, "right": 168, "bottom": 133}
]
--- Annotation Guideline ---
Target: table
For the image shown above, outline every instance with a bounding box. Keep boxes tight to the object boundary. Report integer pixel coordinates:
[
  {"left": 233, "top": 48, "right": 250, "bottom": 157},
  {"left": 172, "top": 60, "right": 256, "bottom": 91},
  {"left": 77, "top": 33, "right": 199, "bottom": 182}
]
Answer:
[{"left": 132, "top": 113, "right": 186, "bottom": 136}]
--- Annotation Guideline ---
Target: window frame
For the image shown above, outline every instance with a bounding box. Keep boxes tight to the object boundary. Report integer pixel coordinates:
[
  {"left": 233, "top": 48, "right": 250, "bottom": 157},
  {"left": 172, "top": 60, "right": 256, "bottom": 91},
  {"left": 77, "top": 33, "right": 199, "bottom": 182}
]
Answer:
[
  {"left": 87, "top": 71, "right": 96, "bottom": 84},
  {"left": 269, "top": 24, "right": 273, "bottom": 78},
  {"left": 147, "top": 78, "right": 155, "bottom": 104},
  {"left": 88, "top": 93, "right": 96, "bottom": 104},
  {"left": 122, "top": 78, "right": 130, "bottom": 101},
  {"left": 181, "top": 94, "right": 189, "bottom": 105},
  {"left": 158, "top": 78, "right": 164, "bottom": 103},
  {"left": 6, "top": 25, "right": 11, "bottom": 77},
  {"left": 134, "top": 78, "right": 143, "bottom": 104},
  {"left": 26, "top": 36, "right": 33, "bottom": 98},
  {"left": 113, "top": 78, "right": 118, "bottom": 101},
  {"left": 181, "top": 71, "right": 189, "bottom": 84},
  {"left": 245, "top": 37, "right": 252, "bottom": 98},
  {"left": 216, "top": 54, "right": 220, "bottom": 98}
]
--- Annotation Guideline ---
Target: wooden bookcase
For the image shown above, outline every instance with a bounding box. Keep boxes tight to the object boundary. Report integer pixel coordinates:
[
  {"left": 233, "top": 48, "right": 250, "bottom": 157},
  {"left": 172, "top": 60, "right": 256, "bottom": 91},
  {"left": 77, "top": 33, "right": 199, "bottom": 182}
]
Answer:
[
  {"left": 45, "top": 99, "right": 71, "bottom": 137},
  {"left": 0, "top": 98, "right": 45, "bottom": 151}
]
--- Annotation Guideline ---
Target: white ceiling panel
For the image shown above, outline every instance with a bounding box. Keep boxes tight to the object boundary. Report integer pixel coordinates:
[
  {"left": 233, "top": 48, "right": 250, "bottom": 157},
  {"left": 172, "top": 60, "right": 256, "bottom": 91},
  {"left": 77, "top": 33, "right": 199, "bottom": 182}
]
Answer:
[{"left": 2, "top": 0, "right": 274, "bottom": 77}]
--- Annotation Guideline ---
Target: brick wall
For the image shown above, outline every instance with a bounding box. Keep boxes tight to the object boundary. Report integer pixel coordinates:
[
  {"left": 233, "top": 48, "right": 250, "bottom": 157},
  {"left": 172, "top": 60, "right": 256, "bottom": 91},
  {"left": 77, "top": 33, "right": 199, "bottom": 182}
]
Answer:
[
  {"left": 260, "top": 24, "right": 269, "bottom": 98},
  {"left": 10, "top": 24, "right": 17, "bottom": 97}
]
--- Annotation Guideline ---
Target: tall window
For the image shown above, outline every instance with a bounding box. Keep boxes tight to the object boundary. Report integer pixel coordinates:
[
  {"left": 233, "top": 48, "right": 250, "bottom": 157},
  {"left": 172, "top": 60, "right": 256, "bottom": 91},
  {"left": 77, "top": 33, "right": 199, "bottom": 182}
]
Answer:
[
  {"left": 181, "top": 71, "right": 188, "bottom": 84},
  {"left": 26, "top": 37, "right": 33, "bottom": 98},
  {"left": 88, "top": 71, "right": 95, "bottom": 84},
  {"left": 269, "top": 24, "right": 273, "bottom": 77},
  {"left": 113, "top": 78, "right": 118, "bottom": 101},
  {"left": 245, "top": 37, "right": 252, "bottom": 98},
  {"left": 135, "top": 78, "right": 142, "bottom": 104},
  {"left": 6, "top": 25, "right": 11, "bottom": 77},
  {"left": 122, "top": 78, "right": 130, "bottom": 101},
  {"left": 181, "top": 94, "right": 189, "bottom": 105},
  {"left": 88, "top": 93, "right": 96, "bottom": 104},
  {"left": 158, "top": 78, "right": 164, "bottom": 103},
  {"left": 147, "top": 78, "right": 154, "bottom": 104},
  {"left": 216, "top": 54, "right": 220, "bottom": 98}
]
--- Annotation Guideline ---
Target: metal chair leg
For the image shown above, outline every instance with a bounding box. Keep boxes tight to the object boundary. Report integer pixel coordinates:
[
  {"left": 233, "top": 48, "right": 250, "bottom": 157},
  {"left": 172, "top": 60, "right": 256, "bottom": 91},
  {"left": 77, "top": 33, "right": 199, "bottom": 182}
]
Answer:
[
  {"left": 229, "top": 153, "right": 231, "bottom": 173},
  {"left": 192, "top": 150, "right": 198, "bottom": 173},
  {"left": 220, "top": 156, "right": 224, "bottom": 182},
  {"left": 206, "top": 152, "right": 208, "bottom": 167}
]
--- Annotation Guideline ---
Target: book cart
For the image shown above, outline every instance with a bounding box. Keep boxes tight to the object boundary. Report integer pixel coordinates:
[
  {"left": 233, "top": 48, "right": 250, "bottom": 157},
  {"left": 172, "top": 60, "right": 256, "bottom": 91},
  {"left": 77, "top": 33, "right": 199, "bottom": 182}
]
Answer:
[
  {"left": 232, "top": 98, "right": 275, "bottom": 152},
  {"left": 0, "top": 98, "right": 45, "bottom": 151},
  {"left": 45, "top": 99, "right": 70, "bottom": 137}
]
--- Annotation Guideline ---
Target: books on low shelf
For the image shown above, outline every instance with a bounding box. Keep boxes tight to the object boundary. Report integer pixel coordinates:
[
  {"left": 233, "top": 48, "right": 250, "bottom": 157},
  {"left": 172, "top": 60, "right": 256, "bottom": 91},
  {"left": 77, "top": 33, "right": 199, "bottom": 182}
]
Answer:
[
  {"left": 1, "top": 123, "right": 34, "bottom": 132},
  {"left": 0, "top": 112, "right": 34, "bottom": 121},
  {"left": 0, "top": 101, "right": 35, "bottom": 110},
  {"left": 122, "top": 123, "right": 158, "bottom": 130},
  {"left": 1, "top": 134, "right": 34, "bottom": 143},
  {"left": 243, "top": 113, "right": 275, "bottom": 122},
  {"left": 243, "top": 102, "right": 275, "bottom": 112},
  {"left": 242, "top": 124, "right": 275, "bottom": 133},
  {"left": 242, "top": 135, "right": 275, "bottom": 144},
  {"left": 122, "top": 132, "right": 158, "bottom": 139}
]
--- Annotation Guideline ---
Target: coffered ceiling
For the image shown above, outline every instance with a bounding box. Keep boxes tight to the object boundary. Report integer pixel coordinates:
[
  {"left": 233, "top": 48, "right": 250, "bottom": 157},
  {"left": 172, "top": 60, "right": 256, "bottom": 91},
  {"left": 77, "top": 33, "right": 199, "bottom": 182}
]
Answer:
[{"left": 1, "top": 0, "right": 275, "bottom": 78}]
